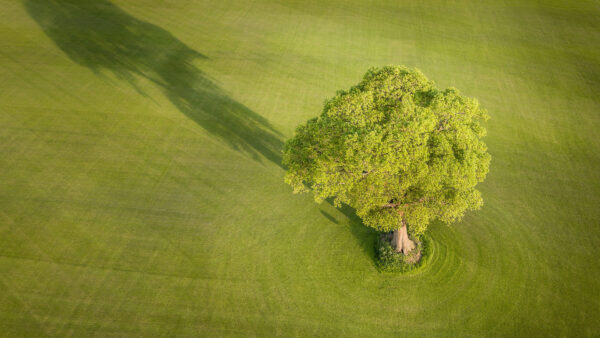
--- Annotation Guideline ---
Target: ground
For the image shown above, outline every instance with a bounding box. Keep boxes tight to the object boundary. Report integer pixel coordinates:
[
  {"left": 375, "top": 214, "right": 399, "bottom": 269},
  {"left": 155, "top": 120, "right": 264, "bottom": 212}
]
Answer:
[{"left": 0, "top": 0, "right": 599, "bottom": 336}]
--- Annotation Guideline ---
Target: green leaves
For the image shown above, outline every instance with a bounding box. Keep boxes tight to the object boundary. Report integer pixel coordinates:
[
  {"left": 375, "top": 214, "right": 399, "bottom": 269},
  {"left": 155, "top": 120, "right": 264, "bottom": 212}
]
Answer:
[{"left": 283, "top": 66, "right": 490, "bottom": 235}]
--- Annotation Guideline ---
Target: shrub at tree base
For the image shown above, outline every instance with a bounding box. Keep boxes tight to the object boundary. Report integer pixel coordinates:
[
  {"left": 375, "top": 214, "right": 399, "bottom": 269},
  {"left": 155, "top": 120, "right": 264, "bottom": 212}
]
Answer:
[{"left": 376, "top": 233, "right": 431, "bottom": 273}]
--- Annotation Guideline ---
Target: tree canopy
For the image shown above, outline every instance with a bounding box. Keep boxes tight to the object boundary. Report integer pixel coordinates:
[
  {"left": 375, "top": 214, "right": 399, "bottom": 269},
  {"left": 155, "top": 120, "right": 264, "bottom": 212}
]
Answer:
[{"left": 283, "top": 66, "right": 490, "bottom": 240}]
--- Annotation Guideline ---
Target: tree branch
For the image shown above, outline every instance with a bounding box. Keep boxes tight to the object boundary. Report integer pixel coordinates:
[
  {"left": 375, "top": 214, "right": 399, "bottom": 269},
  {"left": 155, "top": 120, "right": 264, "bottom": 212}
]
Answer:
[{"left": 382, "top": 197, "right": 426, "bottom": 209}]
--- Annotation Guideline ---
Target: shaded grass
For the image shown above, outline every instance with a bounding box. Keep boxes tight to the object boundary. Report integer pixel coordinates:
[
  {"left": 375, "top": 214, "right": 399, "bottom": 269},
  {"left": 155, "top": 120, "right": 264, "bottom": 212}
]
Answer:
[
  {"left": 0, "top": 0, "right": 599, "bottom": 336},
  {"left": 24, "top": 0, "right": 283, "bottom": 165}
]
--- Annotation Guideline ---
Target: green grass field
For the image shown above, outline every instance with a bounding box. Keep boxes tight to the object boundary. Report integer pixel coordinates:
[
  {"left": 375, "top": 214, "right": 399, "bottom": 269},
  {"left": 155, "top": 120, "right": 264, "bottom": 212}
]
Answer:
[{"left": 1, "top": 0, "right": 599, "bottom": 336}]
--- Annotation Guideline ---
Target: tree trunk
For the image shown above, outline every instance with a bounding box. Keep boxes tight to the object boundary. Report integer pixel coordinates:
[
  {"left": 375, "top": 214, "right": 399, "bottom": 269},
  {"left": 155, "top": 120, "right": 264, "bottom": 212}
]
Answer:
[{"left": 393, "top": 219, "right": 416, "bottom": 255}]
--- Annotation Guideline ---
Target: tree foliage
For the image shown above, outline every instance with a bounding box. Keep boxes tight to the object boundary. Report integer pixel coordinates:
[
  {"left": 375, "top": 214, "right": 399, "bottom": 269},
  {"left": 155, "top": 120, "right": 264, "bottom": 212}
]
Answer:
[{"left": 283, "top": 66, "right": 490, "bottom": 236}]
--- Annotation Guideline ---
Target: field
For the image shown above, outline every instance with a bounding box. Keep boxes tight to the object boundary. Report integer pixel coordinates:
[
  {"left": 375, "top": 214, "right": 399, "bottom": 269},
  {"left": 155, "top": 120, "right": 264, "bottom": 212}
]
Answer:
[{"left": 1, "top": 0, "right": 599, "bottom": 336}]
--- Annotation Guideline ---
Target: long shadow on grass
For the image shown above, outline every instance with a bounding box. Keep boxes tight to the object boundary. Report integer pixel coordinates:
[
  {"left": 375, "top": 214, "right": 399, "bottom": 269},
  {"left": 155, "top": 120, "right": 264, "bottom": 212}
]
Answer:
[{"left": 24, "top": 0, "right": 283, "bottom": 165}]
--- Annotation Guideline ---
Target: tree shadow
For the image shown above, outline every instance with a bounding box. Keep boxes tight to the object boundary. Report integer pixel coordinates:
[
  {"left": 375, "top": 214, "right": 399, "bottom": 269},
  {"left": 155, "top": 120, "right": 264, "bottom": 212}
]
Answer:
[
  {"left": 319, "top": 210, "right": 339, "bottom": 224},
  {"left": 24, "top": 0, "right": 283, "bottom": 165},
  {"left": 325, "top": 200, "right": 378, "bottom": 264}
]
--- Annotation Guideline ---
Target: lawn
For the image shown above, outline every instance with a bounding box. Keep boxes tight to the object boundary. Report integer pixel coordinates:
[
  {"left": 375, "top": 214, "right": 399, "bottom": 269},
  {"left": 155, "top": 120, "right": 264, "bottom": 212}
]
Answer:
[{"left": 0, "top": 0, "right": 599, "bottom": 336}]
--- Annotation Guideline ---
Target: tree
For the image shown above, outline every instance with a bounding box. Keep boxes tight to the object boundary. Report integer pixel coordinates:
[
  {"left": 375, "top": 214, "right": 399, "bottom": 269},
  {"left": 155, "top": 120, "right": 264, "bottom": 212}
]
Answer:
[{"left": 283, "top": 66, "right": 490, "bottom": 254}]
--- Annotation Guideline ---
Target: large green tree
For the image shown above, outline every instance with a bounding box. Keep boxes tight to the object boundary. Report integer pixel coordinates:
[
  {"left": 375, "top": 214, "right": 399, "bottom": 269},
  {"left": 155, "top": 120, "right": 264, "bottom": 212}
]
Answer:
[{"left": 283, "top": 66, "right": 490, "bottom": 254}]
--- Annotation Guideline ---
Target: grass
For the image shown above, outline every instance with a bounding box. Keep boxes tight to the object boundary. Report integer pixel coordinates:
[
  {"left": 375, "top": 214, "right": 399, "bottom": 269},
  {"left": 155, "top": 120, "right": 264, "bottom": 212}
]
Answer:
[{"left": 0, "top": 0, "right": 599, "bottom": 335}]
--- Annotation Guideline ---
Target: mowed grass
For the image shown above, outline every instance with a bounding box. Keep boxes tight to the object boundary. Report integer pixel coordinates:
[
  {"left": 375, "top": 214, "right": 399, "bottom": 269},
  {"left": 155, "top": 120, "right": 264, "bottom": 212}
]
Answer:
[{"left": 1, "top": 0, "right": 599, "bottom": 335}]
